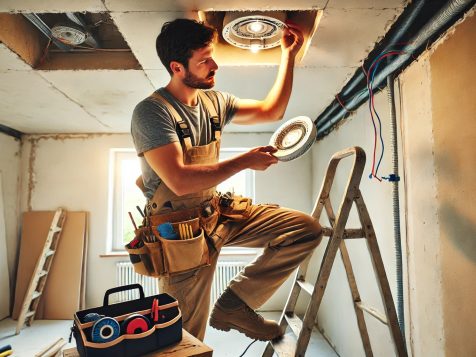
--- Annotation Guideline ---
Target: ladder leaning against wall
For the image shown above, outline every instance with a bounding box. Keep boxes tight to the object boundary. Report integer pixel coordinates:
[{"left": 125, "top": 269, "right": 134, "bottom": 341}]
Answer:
[
  {"left": 263, "top": 146, "right": 407, "bottom": 357},
  {"left": 16, "top": 208, "right": 65, "bottom": 335}
]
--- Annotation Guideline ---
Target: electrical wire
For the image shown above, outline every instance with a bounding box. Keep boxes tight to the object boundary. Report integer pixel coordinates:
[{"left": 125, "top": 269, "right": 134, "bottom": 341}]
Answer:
[
  {"left": 363, "top": 50, "right": 405, "bottom": 181},
  {"left": 363, "top": 63, "right": 380, "bottom": 180},
  {"left": 238, "top": 339, "right": 258, "bottom": 357}
]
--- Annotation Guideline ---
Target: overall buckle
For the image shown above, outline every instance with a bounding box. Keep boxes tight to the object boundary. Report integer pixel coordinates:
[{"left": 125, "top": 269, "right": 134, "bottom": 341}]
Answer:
[
  {"left": 176, "top": 121, "right": 191, "bottom": 139},
  {"left": 210, "top": 116, "right": 221, "bottom": 132}
]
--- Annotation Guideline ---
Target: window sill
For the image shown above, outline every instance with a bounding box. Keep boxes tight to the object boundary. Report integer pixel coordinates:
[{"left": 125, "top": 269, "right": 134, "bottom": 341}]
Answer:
[
  {"left": 100, "top": 251, "right": 129, "bottom": 258},
  {"left": 100, "top": 248, "right": 260, "bottom": 258}
]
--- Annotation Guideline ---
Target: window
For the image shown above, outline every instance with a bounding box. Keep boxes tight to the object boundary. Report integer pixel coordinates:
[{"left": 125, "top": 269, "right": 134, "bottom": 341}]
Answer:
[
  {"left": 109, "top": 148, "right": 256, "bottom": 255},
  {"left": 217, "top": 148, "right": 255, "bottom": 200},
  {"left": 217, "top": 148, "right": 257, "bottom": 255},
  {"left": 109, "top": 149, "right": 144, "bottom": 251}
]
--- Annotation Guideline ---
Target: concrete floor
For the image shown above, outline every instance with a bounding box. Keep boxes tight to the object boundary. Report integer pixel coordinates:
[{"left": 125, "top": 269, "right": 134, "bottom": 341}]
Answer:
[{"left": 0, "top": 312, "right": 338, "bottom": 356}]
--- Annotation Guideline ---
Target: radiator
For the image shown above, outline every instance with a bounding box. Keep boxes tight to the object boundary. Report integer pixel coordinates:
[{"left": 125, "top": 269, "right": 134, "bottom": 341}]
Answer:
[{"left": 115, "top": 261, "right": 247, "bottom": 307}]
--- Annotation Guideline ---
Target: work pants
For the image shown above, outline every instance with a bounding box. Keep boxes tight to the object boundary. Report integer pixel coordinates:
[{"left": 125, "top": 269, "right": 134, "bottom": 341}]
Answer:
[{"left": 158, "top": 204, "right": 322, "bottom": 341}]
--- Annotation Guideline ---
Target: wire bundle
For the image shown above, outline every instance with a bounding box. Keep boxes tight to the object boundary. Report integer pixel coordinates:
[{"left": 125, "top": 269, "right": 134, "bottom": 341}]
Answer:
[{"left": 362, "top": 50, "right": 405, "bottom": 181}]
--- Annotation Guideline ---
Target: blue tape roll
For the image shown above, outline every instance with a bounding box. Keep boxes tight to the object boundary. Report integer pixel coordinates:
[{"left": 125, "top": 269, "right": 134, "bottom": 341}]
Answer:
[
  {"left": 91, "top": 317, "right": 120, "bottom": 343},
  {"left": 83, "top": 313, "right": 103, "bottom": 322}
]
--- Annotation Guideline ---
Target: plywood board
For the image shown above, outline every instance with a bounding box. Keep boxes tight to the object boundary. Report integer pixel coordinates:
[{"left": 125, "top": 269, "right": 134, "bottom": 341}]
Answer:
[
  {"left": 12, "top": 211, "right": 87, "bottom": 320},
  {"left": 0, "top": 173, "right": 10, "bottom": 319},
  {"left": 80, "top": 213, "right": 89, "bottom": 310},
  {"left": 37, "top": 212, "right": 87, "bottom": 319}
]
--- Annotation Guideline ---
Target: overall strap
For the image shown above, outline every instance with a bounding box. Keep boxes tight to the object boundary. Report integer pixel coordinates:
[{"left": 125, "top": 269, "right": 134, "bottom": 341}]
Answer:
[
  {"left": 197, "top": 91, "right": 222, "bottom": 141},
  {"left": 149, "top": 91, "right": 193, "bottom": 151}
]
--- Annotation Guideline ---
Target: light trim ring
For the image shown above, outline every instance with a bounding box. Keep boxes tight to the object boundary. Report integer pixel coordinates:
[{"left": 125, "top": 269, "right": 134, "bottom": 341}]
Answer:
[
  {"left": 223, "top": 14, "right": 286, "bottom": 50},
  {"left": 269, "top": 116, "right": 317, "bottom": 162}
]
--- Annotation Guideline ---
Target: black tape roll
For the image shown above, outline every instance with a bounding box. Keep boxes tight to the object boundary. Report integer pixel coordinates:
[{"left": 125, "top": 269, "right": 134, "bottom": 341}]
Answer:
[{"left": 121, "top": 314, "right": 151, "bottom": 335}]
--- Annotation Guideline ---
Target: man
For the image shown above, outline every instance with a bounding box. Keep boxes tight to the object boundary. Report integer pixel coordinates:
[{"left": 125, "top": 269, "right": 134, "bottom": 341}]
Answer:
[{"left": 131, "top": 18, "right": 322, "bottom": 341}]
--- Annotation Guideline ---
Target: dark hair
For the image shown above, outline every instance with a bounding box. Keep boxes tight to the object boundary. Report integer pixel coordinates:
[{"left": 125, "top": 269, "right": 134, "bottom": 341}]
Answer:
[{"left": 156, "top": 19, "right": 217, "bottom": 75}]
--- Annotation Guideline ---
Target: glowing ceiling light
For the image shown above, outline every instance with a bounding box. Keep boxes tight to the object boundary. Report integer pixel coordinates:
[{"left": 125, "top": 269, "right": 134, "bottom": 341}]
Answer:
[
  {"left": 248, "top": 21, "right": 264, "bottom": 33},
  {"left": 250, "top": 44, "right": 261, "bottom": 53},
  {"left": 222, "top": 12, "right": 286, "bottom": 51}
]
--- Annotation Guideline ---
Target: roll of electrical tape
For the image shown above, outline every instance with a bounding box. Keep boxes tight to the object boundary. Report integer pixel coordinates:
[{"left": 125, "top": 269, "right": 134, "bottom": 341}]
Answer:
[
  {"left": 121, "top": 314, "right": 151, "bottom": 335},
  {"left": 269, "top": 116, "right": 317, "bottom": 161},
  {"left": 91, "top": 317, "right": 120, "bottom": 343},
  {"left": 83, "top": 313, "right": 104, "bottom": 323}
]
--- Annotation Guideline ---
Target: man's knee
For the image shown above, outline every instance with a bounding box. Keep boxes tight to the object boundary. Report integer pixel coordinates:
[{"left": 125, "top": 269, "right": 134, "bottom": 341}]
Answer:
[{"left": 295, "top": 211, "right": 322, "bottom": 245}]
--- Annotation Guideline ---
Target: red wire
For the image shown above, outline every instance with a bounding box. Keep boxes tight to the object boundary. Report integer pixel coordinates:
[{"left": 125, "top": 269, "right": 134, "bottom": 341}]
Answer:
[
  {"left": 363, "top": 67, "right": 378, "bottom": 178},
  {"left": 365, "top": 51, "right": 405, "bottom": 181}
]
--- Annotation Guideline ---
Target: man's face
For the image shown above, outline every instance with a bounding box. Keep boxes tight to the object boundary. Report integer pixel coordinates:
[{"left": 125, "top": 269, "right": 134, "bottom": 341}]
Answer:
[{"left": 182, "top": 44, "right": 218, "bottom": 89}]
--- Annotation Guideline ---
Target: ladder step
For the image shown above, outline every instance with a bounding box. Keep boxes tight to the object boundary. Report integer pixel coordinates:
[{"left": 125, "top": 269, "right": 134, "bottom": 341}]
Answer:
[
  {"left": 45, "top": 249, "right": 55, "bottom": 257},
  {"left": 355, "top": 302, "right": 388, "bottom": 325},
  {"left": 38, "top": 270, "right": 48, "bottom": 278},
  {"left": 50, "top": 227, "right": 62, "bottom": 233},
  {"left": 25, "top": 311, "right": 35, "bottom": 318},
  {"left": 321, "top": 227, "right": 365, "bottom": 239},
  {"left": 296, "top": 279, "right": 314, "bottom": 296},
  {"left": 284, "top": 313, "right": 303, "bottom": 337},
  {"left": 269, "top": 333, "right": 297, "bottom": 356},
  {"left": 31, "top": 291, "right": 42, "bottom": 300}
]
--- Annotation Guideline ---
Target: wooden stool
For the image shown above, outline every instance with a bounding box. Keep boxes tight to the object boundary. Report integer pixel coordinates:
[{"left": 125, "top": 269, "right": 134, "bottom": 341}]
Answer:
[{"left": 63, "top": 329, "right": 213, "bottom": 357}]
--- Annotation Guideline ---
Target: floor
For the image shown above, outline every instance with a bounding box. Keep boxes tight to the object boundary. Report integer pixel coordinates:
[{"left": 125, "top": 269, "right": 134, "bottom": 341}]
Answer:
[{"left": 0, "top": 312, "right": 338, "bottom": 356}]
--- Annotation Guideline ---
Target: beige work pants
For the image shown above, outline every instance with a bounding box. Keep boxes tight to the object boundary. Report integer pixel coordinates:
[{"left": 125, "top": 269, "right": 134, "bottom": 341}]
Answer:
[{"left": 158, "top": 203, "right": 322, "bottom": 341}]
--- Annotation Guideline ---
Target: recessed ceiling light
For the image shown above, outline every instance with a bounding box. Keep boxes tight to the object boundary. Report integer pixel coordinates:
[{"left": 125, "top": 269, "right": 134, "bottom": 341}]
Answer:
[{"left": 222, "top": 12, "right": 286, "bottom": 52}]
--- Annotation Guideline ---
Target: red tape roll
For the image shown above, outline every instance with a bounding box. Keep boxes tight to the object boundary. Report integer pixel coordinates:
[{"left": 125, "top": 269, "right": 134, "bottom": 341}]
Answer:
[{"left": 122, "top": 314, "right": 150, "bottom": 335}]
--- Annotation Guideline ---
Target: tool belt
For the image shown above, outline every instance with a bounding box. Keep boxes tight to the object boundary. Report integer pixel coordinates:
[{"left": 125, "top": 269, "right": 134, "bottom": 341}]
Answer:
[{"left": 125, "top": 193, "right": 252, "bottom": 278}]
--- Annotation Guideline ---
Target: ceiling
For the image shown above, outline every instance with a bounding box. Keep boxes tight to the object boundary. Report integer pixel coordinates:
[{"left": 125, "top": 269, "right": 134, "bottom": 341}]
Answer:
[{"left": 0, "top": 0, "right": 407, "bottom": 134}]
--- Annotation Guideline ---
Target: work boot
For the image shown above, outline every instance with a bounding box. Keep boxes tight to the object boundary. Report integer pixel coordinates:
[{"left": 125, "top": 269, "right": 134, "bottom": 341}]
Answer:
[{"left": 209, "top": 288, "right": 284, "bottom": 341}]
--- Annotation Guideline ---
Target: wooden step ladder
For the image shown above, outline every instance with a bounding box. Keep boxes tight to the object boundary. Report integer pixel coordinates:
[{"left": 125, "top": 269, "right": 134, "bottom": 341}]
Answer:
[
  {"left": 16, "top": 208, "right": 66, "bottom": 334},
  {"left": 263, "top": 147, "right": 407, "bottom": 357}
]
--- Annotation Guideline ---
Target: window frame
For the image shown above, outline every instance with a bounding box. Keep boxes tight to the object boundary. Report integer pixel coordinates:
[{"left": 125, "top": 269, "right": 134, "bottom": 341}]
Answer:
[{"left": 108, "top": 148, "right": 144, "bottom": 252}]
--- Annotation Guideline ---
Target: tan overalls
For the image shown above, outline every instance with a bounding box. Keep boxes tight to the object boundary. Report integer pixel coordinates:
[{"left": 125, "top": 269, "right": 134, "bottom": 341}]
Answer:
[{"left": 143, "top": 90, "right": 322, "bottom": 341}]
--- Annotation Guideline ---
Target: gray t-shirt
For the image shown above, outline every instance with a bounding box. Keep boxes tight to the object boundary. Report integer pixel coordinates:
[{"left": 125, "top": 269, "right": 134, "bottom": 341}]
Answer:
[{"left": 131, "top": 88, "right": 239, "bottom": 199}]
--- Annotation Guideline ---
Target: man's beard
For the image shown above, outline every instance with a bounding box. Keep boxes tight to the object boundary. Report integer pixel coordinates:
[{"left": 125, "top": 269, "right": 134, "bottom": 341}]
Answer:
[{"left": 183, "top": 69, "right": 215, "bottom": 89}]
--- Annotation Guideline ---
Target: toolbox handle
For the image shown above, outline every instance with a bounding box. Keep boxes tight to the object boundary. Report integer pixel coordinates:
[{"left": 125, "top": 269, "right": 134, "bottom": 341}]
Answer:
[{"left": 103, "top": 284, "right": 145, "bottom": 306}]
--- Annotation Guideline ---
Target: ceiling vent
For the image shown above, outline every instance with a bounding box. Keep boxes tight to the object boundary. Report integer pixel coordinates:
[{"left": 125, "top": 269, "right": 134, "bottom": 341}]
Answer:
[
  {"left": 51, "top": 22, "right": 87, "bottom": 45},
  {"left": 0, "top": 13, "right": 140, "bottom": 70},
  {"left": 222, "top": 12, "right": 286, "bottom": 53}
]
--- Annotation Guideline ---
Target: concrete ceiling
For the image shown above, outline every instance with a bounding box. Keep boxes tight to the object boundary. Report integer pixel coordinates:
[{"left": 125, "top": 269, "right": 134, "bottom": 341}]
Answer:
[{"left": 0, "top": 0, "right": 406, "bottom": 134}]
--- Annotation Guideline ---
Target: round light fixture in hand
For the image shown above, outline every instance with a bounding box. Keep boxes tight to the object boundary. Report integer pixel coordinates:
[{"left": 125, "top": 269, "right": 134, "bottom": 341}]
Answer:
[{"left": 269, "top": 116, "right": 317, "bottom": 161}]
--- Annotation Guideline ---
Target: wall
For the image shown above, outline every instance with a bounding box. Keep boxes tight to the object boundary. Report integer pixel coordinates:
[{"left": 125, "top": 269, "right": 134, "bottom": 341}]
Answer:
[
  {"left": 0, "top": 132, "right": 21, "bottom": 315},
  {"left": 428, "top": 14, "right": 476, "bottom": 357},
  {"left": 309, "top": 12, "right": 475, "bottom": 357},
  {"left": 18, "top": 132, "right": 312, "bottom": 310}
]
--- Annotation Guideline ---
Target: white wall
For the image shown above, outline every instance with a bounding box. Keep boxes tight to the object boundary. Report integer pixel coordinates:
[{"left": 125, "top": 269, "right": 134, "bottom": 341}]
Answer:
[
  {"left": 18, "top": 132, "right": 312, "bottom": 310},
  {"left": 0, "top": 132, "right": 21, "bottom": 316},
  {"left": 309, "top": 89, "right": 406, "bottom": 356},
  {"left": 398, "top": 57, "right": 445, "bottom": 357}
]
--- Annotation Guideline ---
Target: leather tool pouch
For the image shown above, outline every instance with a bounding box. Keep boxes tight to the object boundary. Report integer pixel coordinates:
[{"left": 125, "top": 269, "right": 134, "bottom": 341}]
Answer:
[
  {"left": 126, "top": 216, "right": 210, "bottom": 278},
  {"left": 218, "top": 193, "right": 252, "bottom": 220},
  {"left": 203, "top": 194, "right": 253, "bottom": 250}
]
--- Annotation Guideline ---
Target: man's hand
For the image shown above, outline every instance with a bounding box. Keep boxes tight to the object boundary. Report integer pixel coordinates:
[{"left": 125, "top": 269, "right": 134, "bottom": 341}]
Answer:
[
  {"left": 240, "top": 146, "right": 279, "bottom": 171},
  {"left": 281, "top": 22, "right": 304, "bottom": 58}
]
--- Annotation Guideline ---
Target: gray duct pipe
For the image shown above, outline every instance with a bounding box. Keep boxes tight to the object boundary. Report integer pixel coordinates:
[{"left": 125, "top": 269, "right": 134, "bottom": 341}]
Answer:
[
  {"left": 316, "top": 0, "right": 427, "bottom": 128},
  {"left": 317, "top": 0, "right": 475, "bottom": 136}
]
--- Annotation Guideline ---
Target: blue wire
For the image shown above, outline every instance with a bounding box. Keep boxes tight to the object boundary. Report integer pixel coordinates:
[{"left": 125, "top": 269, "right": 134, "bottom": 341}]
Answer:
[
  {"left": 370, "top": 59, "right": 385, "bottom": 177},
  {"left": 366, "top": 66, "right": 378, "bottom": 178}
]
